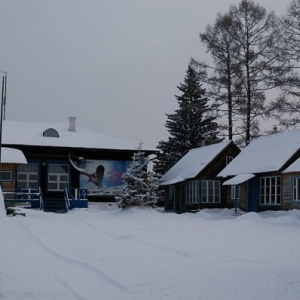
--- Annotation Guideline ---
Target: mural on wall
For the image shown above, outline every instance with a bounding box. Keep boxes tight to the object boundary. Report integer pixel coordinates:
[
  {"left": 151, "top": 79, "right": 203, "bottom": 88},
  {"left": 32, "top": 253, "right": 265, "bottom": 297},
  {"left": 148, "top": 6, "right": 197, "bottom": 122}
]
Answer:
[{"left": 69, "top": 153, "right": 129, "bottom": 196}]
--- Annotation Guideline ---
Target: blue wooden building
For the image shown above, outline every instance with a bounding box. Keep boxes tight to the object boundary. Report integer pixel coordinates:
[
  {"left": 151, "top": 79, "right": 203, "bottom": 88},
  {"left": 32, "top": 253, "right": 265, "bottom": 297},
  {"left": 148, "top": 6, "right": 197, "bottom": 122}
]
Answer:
[
  {"left": 219, "top": 130, "right": 300, "bottom": 212},
  {"left": 1, "top": 117, "right": 156, "bottom": 212}
]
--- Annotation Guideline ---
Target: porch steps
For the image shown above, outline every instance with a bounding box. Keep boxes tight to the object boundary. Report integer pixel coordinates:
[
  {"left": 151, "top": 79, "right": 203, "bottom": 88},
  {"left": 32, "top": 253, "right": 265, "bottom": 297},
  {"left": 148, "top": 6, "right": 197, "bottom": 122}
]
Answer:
[{"left": 43, "top": 198, "right": 68, "bottom": 213}]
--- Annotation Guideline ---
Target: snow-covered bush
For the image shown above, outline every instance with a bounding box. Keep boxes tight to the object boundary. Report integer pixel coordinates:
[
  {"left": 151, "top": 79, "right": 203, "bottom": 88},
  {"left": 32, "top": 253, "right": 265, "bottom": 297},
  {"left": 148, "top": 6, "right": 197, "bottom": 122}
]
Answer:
[{"left": 116, "top": 143, "right": 160, "bottom": 208}]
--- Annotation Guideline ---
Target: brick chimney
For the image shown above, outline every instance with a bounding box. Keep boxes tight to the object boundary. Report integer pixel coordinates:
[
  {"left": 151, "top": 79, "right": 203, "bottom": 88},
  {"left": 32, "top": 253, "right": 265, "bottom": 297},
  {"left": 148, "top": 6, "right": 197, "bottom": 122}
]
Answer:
[{"left": 68, "top": 116, "right": 76, "bottom": 132}]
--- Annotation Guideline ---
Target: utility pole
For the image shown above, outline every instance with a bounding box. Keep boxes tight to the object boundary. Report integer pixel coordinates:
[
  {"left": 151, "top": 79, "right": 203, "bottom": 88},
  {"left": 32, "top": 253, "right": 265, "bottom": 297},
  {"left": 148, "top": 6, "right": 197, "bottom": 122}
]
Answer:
[
  {"left": 0, "top": 71, "right": 7, "bottom": 167},
  {"left": 0, "top": 72, "right": 6, "bottom": 216}
]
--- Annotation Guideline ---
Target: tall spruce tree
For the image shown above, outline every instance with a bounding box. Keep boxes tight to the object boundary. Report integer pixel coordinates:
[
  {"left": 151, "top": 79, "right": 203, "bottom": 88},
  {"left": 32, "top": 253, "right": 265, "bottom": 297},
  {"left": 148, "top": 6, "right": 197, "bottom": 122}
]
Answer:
[{"left": 155, "top": 61, "right": 221, "bottom": 175}]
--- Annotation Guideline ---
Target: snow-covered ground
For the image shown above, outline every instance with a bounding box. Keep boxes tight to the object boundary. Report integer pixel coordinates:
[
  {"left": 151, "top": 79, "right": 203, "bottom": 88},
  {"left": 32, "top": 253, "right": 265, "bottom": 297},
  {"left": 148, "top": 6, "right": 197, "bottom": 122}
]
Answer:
[{"left": 1, "top": 202, "right": 300, "bottom": 300}]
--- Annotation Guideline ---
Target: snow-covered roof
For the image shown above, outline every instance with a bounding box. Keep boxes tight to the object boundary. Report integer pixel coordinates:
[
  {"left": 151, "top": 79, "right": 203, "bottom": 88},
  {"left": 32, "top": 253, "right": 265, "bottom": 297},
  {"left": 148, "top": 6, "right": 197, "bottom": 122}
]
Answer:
[
  {"left": 2, "top": 120, "right": 155, "bottom": 151},
  {"left": 160, "top": 141, "right": 232, "bottom": 185},
  {"left": 223, "top": 173, "right": 255, "bottom": 185},
  {"left": 160, "top": 177, "right": 185, "bottom": 186},
  {"left": 1, "top": 147, "right": 27, "bottom": 164},
  {"left": 219, "top": 130, "right": 300, "bottom": 177},
  {"left": 283, "top": 157, "right": 300, "bottom": 173}
]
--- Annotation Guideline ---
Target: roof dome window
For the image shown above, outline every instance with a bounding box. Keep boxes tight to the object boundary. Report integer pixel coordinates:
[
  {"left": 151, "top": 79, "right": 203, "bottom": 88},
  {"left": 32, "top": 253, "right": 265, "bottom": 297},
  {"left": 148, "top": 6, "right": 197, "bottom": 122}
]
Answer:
[{"left": 43, "top": 128, "right": 59, "bottom": 138}]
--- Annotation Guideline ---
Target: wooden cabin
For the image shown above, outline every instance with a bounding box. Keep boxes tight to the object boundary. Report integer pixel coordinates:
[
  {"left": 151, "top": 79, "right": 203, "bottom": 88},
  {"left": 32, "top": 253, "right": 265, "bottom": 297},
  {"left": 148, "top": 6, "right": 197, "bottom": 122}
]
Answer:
[
  {"left": 160, "top": 141, "right": 240, "bottom": 213},
  {"left": 219, "top": 130, "right": 300, "bottom": 212}
]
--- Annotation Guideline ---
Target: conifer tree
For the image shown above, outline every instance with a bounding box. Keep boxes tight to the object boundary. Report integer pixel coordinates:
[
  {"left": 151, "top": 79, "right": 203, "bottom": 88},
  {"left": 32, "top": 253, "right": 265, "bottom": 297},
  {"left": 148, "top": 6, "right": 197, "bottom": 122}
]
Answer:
[
  {"left": 155, "top": 61, "right": 221, "bottom": 175},
  {"left": 116, "top": 143, "right": 160, "bottom": 208}
]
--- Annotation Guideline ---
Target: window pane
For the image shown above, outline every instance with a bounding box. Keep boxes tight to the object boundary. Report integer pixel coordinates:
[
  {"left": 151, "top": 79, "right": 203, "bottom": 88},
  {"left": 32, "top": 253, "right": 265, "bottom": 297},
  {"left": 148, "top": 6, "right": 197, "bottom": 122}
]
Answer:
[
  {"left": 17, "top": 163, "right": 39, "bottom": 189},
  {"left": 186, "top": 181, "right": 199, "bottom": 203},
  {"left": 260, "top": 176, "right": 281, "bottom": 205},
  {"left": 48, "top": 164, "right": 69, "bottom": 191},
  {"left": 29, "top": 174, "right": 38, "bottom": 181},
  {"left": 49, "top": 175, "right": 57, "bottom": 181},
  {"left": 231, "top": 186, "right": 235, "bottom": 199},
  {"left": 201, "top": 180, "right": 220, "bottom": 203},
  {"left": 236, "top": 185, "right": 240, "bottom": 199},
  {"left": 60, "top": 175, "right": 68, "bottom": 181},
  {"left": 59, "top": 183, "right": 68, "bottom": 190},
  {"left": 18, "top": 163, "right": 38, "bottom": 172},
  {"left": 48, "top": 183, "right": 57, "bottom": 190},
  {"left": 0, "top": 171, "right": 12, "bottom": 181},
  {"left": 226, "top": 156, "right": 233, "bottom": 165},
  {"left": 19, "top": 182, "right": 27, "bottom": 188},
  {"left": 18, "top": 174, "right": 26, "bottom": 181}
]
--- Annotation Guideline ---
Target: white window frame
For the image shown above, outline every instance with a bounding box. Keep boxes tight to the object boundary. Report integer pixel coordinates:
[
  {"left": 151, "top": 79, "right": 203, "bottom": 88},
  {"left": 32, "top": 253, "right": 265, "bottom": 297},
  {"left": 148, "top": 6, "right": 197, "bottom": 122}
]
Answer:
[
  {"left": 48, "top": 164, "right": 69, "bottom": 191},
  {"left": 201, "top": 180, "right": 221, "bottom": 203},
  {"left": 17, "top": 163, "right": 39, "bottom": 189},
  {"left": 231, "top": 185, "right": 240, "bottom": 200},
  {"left": 226, "top": 156, "right": 234, "bottom": 165},
  {"left": 0, "top": 171, "right": 13, "bottom": 182},
  {"left": 292, "top": 177, "right": 300, "bottom": 201},
  {"left": 260, "top": 176, "right": 281, "bottom": 205},
  {"left": 186, "top": 180, "right": 200, "bottom": 204}
]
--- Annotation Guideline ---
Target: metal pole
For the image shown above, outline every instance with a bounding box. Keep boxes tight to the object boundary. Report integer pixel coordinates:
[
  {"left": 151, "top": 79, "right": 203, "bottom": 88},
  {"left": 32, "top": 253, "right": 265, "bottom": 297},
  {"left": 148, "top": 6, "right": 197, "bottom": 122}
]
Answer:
[
  {"left": 0, "top": 75, "right": 4, "bottom": 166},
  {"left": 0, "top": 72, "right": 7, "bottom": 169}
]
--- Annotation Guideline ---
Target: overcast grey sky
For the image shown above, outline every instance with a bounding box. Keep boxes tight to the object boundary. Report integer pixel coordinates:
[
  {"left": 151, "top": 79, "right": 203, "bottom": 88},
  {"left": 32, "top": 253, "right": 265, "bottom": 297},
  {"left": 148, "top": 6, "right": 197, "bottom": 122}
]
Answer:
[{"left": 0, "top": 0, "right": 289, "bottom": 148}]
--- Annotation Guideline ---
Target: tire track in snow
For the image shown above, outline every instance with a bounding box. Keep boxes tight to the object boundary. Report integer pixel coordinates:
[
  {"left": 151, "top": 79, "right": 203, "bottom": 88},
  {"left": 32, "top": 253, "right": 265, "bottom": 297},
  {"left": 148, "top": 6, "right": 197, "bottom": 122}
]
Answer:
[
  {"left": 49, "top": 271, "right": 87, "bottom": 300},
  {"left": 106, "top": 232, "right": 193, "bottom": 259},
  {"left": 16, "top": 218, "right": 128, "bottom": 293},
  {"left": 78, "top": 214, "right": 194, "bottom": 259}
]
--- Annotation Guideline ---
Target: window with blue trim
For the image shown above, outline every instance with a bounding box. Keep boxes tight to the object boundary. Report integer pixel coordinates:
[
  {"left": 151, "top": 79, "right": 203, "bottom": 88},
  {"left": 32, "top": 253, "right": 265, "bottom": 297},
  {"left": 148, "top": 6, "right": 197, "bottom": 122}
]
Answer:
[{"left": 292, "top": 177, "right": 300, "bottom": 201}]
